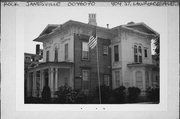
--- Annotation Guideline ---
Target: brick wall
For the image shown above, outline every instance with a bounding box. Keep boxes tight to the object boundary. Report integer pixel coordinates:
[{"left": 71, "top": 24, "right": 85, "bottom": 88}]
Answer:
[{"left": 74, "top": 33, "right": 111, "bottom": 91}]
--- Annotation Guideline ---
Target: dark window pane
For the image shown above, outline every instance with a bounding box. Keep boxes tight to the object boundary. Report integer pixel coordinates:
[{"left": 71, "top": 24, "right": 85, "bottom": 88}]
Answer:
[
  {"left": 65, "top": 44, "right": 68, "bottom": 61},
  {"left": 46, "top": 51, "right": 49, "bottom": 62},
  {"left": 138, "top": 46, "right": 142, "bottom": 63},
  {"left": 82, "top": 42, "right": 89, "bottom": 60},
  {"left": 144, "top": 49, "right": 147, "bottom": 57},
  {"left": 134, "top": 45, "right": 138, "bottom": 63},
  {"left": 54, "top": 48, "right": 58, "bottom": 62},
  {"left": 114, "top": 45, "right": 119, "bottom": 62}
]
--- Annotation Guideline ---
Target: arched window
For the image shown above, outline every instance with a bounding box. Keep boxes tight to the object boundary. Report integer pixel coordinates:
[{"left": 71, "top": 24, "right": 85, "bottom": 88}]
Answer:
[
  {"left": 136, "top": 71, "right": 143, "bottom": 89},
  {"left": 134, "top": 45, "right": 138, "bottom": 63},
  {"left": 138, "top": 46, "right": 142, "bottom": 63}
]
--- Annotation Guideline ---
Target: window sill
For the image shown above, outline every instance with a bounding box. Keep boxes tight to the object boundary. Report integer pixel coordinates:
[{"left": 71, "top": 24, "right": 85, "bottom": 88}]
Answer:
[{"left": 81, "top": 59, "right": 90, "bottom": 62}]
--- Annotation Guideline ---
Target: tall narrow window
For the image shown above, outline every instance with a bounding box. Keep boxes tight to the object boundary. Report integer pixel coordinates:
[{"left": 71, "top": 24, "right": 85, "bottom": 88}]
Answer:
[
  {"left": 54, "top": 48, "right": 58, "bottom": 62},
  {"left": 115, "top": 70, "right": 120, "bottom": 88},
  {"left": 134, "top": 45, "right": 138, "bottom": 63},
  {"left": 136, "top": 71, "right": 143, "bottom": 90},
  {"left": 114, "top": 45, "right": 119, "bottom": 62},
  {"left": 144, "top": 49, "right": 148, "bottom": 58},
  {"left": 104, "top": 75, "right": 110, "bottom": 86},
  {"left": 82, "top": 42, "right": 89, "bottom": 60},
  {"left": 138, "top": 46, "right": 142, "bottom": 63},
  {"left": 65, "top": 43, "right": 68, "bottom": 61},
  {"left": 82, "top": 69, "right": 89, "bottom": 90},
  {"left": 82, "top": 70, "right": 89, "bottom": 81},
  {"left": 103, "top": 46, "right": 108, "bottom": 56},
  {"left": 46, "top": 50, "right": 49, "bottom": 62}
]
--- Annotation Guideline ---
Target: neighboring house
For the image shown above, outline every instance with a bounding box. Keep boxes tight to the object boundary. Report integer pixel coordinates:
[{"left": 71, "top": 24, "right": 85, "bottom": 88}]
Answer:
[
  {"left": 24, "top": 45, "right": 43, "bottom": 97},
  {"left": 25, "top": 14, "right": 159, "bottom": 98}
]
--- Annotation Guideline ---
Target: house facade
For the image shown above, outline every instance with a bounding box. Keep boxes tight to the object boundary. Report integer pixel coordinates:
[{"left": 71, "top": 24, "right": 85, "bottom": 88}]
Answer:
[
  {"left": 25, "top": 14, "right": 159, "bottom": 98},
  {"left": 110, "top": 23, "right": 159, "bottom": 91}
]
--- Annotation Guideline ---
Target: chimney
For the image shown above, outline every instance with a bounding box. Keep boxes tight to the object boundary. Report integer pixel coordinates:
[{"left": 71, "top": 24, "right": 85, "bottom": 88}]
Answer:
[
  {"left": 88, "top": 13, "right": 97, "bottom": 26},
  {"left": 36, "top": 44, "right": 40, "bottom": 55},
  {"left": 107, "top": 24, "right": 109, "bottom": 29}
]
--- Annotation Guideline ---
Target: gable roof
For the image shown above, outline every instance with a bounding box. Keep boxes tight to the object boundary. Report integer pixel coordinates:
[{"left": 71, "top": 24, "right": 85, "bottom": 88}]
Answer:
[
  {"left": 34, "top": 21, "right": 159, "bottom": 42},
  {"left": 34, "top": 20, "right": 113, "bottom": 42},
  {"left": 122, "top": 22, "right": 159, "bottom": 36},
  {"left": 39, "top": 24, "right": 59, "bottom": 37}
]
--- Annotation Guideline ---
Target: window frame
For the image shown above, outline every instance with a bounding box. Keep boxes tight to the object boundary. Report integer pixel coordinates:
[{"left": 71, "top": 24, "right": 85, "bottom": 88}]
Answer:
[
  {"left": 104, "top": 74, "right": 110, "bottom": 86},
  {"left": 115, "top": 70, "right": 120, "bottom": 88},
  {"left": 103, "top": 45, "right": 108, "bottom": 56},
  {"left": 144, "top": 48, "right": 148, "bottom": 58},
  {"left": 138, "top": 46, "right": 142, "bottom": 63},
  {"left": 82, "top": 42, "right": 89, "bottom": 60},
  {"left": 134, "top": 44, "right": 143, "bottom": 63},
  {"left": 54, "top": 47, "right": 58, "bottom": 62},
  {"left": 135, "top": 71, "right": 143, "bottom": 90},
  {"left": 82, "top": 69, "right": 90, "bottom": 90},
  {"left": 134, "top": 45, "right": 138, "bottom": 63},
  {"left": 65, "top": 43, "right": 68, "bottom": 61},
  {"left": 82, "top": 69, "right": 89, "bottom": 81},
  {"left": 114, "top": 45, "right": 119, "bottom": 62}
]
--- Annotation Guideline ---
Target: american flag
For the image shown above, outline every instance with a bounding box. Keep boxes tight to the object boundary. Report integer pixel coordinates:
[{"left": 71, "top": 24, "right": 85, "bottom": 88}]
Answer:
[{"left": 88, "top": 27, "right": 97, "bottom": 49}]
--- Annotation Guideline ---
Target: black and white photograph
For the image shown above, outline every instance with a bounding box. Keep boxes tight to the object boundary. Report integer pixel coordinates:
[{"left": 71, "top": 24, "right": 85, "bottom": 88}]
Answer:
[
  {"left": 1, "top": 1, "right": 179, "bottom": 119},
  {"left": 24, "top": 7, "right": 160, "bottom": 104}
]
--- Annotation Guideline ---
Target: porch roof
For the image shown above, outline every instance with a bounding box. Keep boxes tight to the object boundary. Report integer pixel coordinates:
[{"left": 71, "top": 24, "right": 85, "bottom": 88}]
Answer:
[
  {"left": 39, "top": 61, "right": 73, "bottom": 66},
  {"left": 28, "top": 61, "right": 74, "bottom": 71},
  {"left": 127, "top": 63, "right": 157, "bottom": 68}
]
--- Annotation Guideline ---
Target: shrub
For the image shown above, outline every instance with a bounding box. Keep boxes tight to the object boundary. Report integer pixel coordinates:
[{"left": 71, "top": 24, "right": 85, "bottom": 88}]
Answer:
[
  {"left": 41, "top": 85, "right": 51, "bottom": 103},
  {"left": 146, "top": 87, "right": 159, "bottom": 103},
  {"left": 94, "top": 85, "right": 112, "bottom": 104},
  {"left": 75, "top": 91, "right": 89, "bottom": 104},
  {"left": 112, "top": 86, "right": 126, "bottom": 103},
  {"left": 128, "top": 87, "right": 141, "bottom": 103},
  {"left": 55, "top": 85, "right": 77, "bottom": 103}
]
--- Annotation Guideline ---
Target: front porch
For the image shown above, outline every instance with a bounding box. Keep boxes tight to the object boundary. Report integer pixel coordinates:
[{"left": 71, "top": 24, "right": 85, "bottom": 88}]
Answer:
[{"left": 26, "top": 62, "right": 74, "bottom": 98}]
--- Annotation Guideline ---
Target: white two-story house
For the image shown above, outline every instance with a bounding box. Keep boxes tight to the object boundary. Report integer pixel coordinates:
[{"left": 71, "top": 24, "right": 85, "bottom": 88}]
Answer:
[{"left": 111, "top": 22, "right": 159, "bottom": 91}]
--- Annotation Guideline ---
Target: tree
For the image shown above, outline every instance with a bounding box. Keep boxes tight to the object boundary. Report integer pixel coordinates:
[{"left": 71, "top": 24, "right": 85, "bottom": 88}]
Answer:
[{"left": 154, "top": 36, "right": 160, "bottom": 65}]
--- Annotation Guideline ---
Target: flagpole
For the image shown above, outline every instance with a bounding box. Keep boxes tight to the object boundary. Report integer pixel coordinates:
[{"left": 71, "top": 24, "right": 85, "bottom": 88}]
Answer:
[{"left": 96, "top": 38, "right": 101, "bottom": 104}]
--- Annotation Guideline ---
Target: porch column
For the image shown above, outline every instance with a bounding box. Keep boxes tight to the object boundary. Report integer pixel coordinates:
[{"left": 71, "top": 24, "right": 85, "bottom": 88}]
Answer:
[
  {"left": 55, "top": 68, "right": 58, "bottom": 91},
  {"left": 40, "top": 70, "right": 43, "bottom": 97},
  {"left": 50, "top": 68, "right": 54, "bottom": 97}
]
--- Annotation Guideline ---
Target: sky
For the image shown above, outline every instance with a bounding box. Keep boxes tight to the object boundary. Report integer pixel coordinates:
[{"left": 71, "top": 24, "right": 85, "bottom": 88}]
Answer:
[{"left": 23, "top": 7, "right": 167, "bottom": 54}]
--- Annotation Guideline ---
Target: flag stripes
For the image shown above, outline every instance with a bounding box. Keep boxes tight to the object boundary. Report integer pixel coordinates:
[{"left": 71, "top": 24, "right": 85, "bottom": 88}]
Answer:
[
  {"left": 88, "top": 27, "right": 97, "bottom": 49},
  {"left": 88, "top": 36, "right": 97, "bottom": 49}
]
